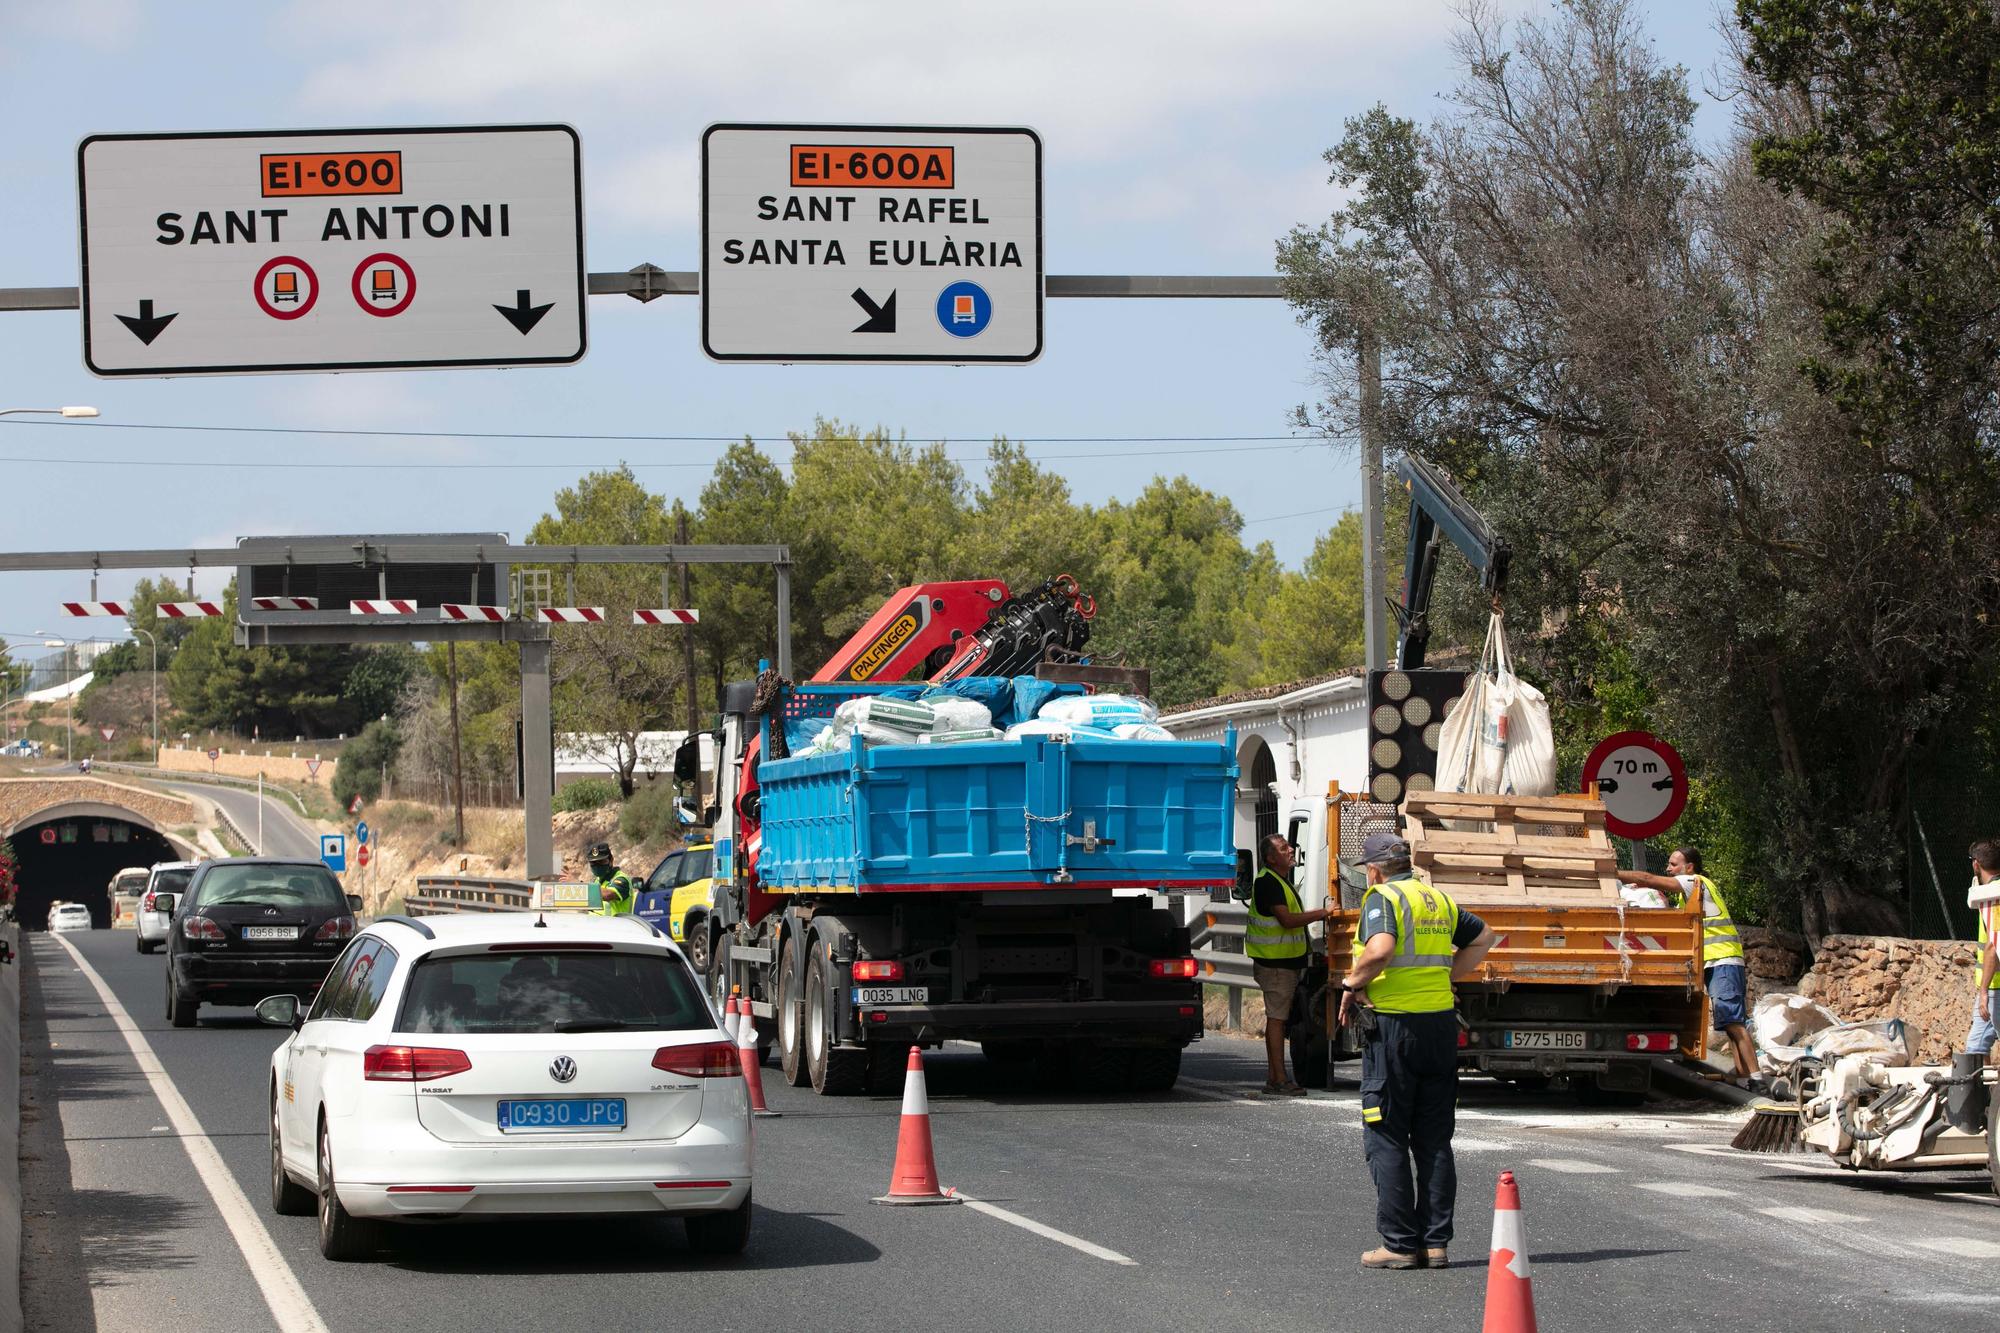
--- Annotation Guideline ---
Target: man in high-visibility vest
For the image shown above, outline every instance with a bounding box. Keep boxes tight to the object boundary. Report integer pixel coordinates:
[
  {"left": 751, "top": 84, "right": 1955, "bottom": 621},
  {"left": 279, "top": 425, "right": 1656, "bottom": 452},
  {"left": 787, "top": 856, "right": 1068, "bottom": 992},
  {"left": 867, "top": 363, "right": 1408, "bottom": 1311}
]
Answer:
[
  {"left": 586, "top": 841, "right": 638, "bottom": 917},
  {"left": 1621, "top": 846, "right": 1755, "bottom": 1083},
  {"left": 1338, "top": 833, "right": 1496, "bottom": 1270},
  {"left": 1248, "top": 832, "right": 1335, "bottom": 1096},
  {"left": 1966, "top": 840, "right": 1999, "bottom": 1063}
]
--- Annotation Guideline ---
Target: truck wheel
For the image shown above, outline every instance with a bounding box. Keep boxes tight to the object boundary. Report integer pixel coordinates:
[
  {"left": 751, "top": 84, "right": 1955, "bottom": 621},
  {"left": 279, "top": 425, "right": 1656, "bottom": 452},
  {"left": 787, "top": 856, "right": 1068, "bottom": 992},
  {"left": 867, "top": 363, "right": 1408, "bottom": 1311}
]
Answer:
[
  {"left": 1985, "top": 1084, "right": 1997, "bottom": 1200},
  {"left": 777, "top": 937, "right": 809, "bottom": 1087},
  {"left": 1128, "top": 1047, "right": 1182, "bottom": 1094},
  {"left": 709, "top": 935, "right": 734, "bottom": 1016},
  {"left": 805, "top": 952, "right": 865, "bottom": 1096},
  {"left": 1068, "top": 1044, "right": 1134, "bottom": 1095},
  {"left": 1289, "top": 1030, "right": 1330, "bottom": 1091}
]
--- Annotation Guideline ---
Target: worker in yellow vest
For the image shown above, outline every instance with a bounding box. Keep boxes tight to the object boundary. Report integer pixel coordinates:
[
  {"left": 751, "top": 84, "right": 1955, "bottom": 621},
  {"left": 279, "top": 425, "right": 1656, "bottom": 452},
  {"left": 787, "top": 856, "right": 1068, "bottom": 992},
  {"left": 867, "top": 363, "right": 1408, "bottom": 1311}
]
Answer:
[
  {"left": 1247, "top": 832, "right": 1336, "bottom": 1096},
  {"left": 586, "top": 841, "right": 638, "bottom": 917},
  {"left": 1967, "top": 840, "right": 1999, "bottom": 1063},
  {"left": 1338, "top": 833, "right": 1496, "bottom": 1270},
  {"left": 1621, "top": 846, "right": 1755, "bottom": 1084}
]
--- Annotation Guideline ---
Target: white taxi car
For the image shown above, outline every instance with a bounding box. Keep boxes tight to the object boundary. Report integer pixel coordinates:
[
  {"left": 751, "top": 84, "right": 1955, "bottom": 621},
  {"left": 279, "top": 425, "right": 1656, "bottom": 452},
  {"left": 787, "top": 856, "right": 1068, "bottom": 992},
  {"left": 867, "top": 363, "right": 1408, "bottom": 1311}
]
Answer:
[{"left": 261, "top": 911, "right": 751, "bottom": 1262}]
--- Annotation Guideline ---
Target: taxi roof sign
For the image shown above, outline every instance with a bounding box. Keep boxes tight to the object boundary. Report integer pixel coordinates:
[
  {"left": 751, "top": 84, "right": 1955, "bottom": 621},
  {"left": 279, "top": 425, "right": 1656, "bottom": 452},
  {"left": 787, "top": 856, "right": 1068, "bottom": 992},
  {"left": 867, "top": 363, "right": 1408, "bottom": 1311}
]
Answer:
[
  {"left": 531, "top": 881, "right": 601, "bottom": 912},
  {"left": 701, "top": 123, "right": 1042, "bottom": 364},
  {"left": 77, "top": 124, "right": 586, "bottom": 377}
]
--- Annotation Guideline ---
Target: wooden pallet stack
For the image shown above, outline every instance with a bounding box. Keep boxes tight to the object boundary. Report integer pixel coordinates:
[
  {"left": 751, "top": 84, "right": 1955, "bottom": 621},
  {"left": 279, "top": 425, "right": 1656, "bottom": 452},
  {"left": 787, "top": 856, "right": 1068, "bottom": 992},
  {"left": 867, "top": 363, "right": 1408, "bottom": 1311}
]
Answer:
[{"left": 1400, "top": 790, "right": 1620, "bottom": 905}]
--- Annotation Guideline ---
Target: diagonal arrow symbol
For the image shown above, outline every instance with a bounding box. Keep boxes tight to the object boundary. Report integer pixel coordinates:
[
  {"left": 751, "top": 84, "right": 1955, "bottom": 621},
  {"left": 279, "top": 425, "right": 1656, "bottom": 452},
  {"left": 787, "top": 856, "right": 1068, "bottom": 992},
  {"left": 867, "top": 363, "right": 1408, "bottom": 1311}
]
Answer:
[
  {"left": 116, "top": 299, "right": 177, "bottom": 345},
  {"left": 494, "top": 289, "right": 555, "bottom": 335},
  {"left": 852, "top": 288, "right": 896, "bottom": 334}
]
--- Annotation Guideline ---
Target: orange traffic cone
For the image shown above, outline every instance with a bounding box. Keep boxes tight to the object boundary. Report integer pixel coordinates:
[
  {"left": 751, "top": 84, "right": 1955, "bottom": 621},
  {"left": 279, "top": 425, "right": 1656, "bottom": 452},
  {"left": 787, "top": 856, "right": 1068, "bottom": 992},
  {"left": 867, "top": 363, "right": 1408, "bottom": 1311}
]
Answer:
[
  {"left": 1482, "top": 1171, "right": 1539, "bottom": 1333},
  {"left": 731, "top": 996, "right": 779, "bottom": 1118},
  {"left": 872, "top": 1047, "right": 961, "bottom": 1206}
]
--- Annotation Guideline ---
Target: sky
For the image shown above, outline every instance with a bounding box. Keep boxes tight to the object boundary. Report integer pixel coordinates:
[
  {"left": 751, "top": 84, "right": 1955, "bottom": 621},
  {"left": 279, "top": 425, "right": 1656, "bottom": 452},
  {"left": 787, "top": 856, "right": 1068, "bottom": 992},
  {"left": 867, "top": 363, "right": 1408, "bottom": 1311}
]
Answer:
[{"left": 0, "top": 0, "right": 1736, "bottom": 666}]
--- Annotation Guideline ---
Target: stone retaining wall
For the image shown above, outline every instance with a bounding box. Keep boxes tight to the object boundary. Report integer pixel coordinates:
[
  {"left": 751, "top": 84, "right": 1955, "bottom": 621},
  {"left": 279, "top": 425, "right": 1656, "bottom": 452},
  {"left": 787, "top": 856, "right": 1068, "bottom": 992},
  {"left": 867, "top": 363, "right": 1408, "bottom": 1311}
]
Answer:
[
  {"left": 0, "top": 778, "right": 194, "bottom": 835},
  {"left": 1796, "top": 934, "right": 1985, "bottom": 1065}
]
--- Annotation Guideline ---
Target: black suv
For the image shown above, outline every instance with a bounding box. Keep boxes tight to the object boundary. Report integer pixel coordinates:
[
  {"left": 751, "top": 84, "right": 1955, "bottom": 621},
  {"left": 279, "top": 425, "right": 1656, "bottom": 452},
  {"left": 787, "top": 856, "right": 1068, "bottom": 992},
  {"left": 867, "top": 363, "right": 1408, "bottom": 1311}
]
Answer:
[{"left": 163, "top": 858, "right": 360, "bottom": 1028}]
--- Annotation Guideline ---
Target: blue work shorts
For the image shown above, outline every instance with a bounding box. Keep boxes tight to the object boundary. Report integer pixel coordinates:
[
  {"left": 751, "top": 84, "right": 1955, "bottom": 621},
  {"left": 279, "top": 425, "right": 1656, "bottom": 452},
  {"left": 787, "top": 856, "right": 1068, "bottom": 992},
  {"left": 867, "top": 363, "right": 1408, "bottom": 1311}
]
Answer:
[{"left": 1705, "top": 963, "right": 1747, "bottom": 1029}]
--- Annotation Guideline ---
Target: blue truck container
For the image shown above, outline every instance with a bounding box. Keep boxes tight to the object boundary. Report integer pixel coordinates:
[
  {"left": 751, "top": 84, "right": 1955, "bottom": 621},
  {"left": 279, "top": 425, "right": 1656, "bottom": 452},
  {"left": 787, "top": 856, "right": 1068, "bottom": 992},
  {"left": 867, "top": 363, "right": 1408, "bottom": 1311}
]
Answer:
[{"left": 756, "top": 727, "right": 1238, "bottom": 893}]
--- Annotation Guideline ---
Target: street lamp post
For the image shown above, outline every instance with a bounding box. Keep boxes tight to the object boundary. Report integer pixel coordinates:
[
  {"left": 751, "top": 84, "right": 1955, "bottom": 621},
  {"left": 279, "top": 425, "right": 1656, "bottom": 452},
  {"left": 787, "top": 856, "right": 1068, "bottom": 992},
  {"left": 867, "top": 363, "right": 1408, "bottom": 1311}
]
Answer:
[
  {"left": 0, "top": 406, "right": 97, "bottom": 419},
  {"left": 40, "top": 636, "right": 73, "bottom": 764},
  {"left": 130, "top": 626, "right": 158, "bottom": 759}
]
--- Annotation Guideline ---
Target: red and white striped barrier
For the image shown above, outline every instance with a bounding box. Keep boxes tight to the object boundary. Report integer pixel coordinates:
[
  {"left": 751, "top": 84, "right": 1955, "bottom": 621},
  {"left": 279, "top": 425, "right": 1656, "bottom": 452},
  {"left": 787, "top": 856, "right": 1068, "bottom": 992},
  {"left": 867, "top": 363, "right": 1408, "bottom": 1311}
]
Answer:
[
  {"left": 440, "top": 603, "right": 508, "bottom": 622},
  {"left": 349, "top": 599, "right": 418, "bottom": 616},
  {"left": 1603, "top": 933, "right": 1667, "bottom": 953},
  {"left": 250, "top": 596, "right": 319, "bottom": 612},
  {"left": 536, "top": 607, "right": 606, "bottom": 623},
  {"left": 61, "top": 601, "right": 128, "bottom": 617},
  {"left": 632, "top": 608, "right": 700, "bottom": 625},
  {"left": 156, "top": 601, "right": 223, "bottom": 619}
]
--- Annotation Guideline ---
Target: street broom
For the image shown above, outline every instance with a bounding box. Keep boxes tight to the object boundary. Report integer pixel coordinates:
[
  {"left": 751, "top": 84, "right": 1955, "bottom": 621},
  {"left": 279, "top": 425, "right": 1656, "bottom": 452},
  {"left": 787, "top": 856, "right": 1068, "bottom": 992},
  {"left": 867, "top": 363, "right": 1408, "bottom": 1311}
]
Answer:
[{"left": 1730, "top": 1099, "right": 1807, "bottom": 1153}]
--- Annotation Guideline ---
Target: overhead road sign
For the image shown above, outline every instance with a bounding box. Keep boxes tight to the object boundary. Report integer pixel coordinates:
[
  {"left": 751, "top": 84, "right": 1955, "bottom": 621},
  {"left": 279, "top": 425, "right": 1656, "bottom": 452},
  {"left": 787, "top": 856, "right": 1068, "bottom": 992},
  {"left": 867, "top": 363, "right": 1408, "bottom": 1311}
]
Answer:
[
  {"left": 538, "top": 606, "right": 605, "bottom": 623},
  {"left": 78, "top": 125, "right": 586, "bottom": 377},
  {"left": 61, "top": 600, "right": 127, "bottom": 617},
  {"left": 156, "top": 600, "right": 223, "bottom": 618},
  {"left": 441, "top": 603, "right": 508, "bottom": 622},
  {"left": 702, "top": 123, "right": 1042, "bottom": 364},
  {"left": 1581, "top": 730, "right": 1688, "bottom": 841}
]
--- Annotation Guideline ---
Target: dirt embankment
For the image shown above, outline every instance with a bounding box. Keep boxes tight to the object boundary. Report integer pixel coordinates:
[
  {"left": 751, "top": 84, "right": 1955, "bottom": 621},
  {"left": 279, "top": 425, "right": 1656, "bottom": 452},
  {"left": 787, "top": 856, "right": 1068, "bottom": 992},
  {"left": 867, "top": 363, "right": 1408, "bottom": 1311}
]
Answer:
[{"left": 357, "top": 801, "right": 679, "bottom": 913}]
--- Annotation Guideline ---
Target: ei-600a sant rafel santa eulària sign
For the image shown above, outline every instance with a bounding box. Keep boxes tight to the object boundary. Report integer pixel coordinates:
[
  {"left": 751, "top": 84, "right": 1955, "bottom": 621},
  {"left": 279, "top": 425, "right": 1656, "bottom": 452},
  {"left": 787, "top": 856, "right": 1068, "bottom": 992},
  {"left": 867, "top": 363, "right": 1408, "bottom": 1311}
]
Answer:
[{"left": 701, "top": 123, "right": 1042, "bottom": 364}]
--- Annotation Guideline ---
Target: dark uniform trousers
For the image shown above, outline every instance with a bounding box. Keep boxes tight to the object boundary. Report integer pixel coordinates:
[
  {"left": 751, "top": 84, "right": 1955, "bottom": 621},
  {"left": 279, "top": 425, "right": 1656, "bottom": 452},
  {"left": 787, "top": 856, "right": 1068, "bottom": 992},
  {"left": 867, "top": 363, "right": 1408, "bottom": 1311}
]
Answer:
[{"left": 1360, "top": 1009, "right": 1459, "bottom": 1251}]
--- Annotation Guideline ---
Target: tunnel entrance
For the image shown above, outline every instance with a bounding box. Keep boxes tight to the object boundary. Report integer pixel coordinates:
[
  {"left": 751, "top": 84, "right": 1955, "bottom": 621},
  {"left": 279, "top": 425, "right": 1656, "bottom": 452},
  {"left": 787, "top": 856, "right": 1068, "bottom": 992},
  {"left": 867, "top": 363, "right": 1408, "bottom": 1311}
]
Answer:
[{"left": 9, "top": 816, "right": 177, "bottom": 930}]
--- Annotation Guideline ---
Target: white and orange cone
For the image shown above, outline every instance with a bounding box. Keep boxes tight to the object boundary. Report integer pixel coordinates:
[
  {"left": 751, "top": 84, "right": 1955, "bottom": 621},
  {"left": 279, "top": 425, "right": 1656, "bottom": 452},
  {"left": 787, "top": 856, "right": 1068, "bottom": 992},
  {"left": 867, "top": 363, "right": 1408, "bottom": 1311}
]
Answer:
[
  {"left": 1482, "top": 1170, "right": 1539, "bottom": 1333},
  {"left": 872, "top": 1047, "right": 961, "bottom": 1206},
  {"left": 731, "top": 995, "right": 779, "bottom": 1118},
  {"left": 722, "top": 986, "right": 743, "bottom": 1044}
]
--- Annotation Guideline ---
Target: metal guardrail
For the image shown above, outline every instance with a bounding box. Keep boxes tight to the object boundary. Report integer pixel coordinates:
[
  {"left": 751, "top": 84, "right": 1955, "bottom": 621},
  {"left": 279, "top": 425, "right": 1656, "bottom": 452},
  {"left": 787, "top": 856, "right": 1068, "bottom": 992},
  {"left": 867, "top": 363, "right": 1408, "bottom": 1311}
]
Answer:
[
  {"left": 1192, "top": 900, "right": 1257, "bottom": 1028},
  {"left": 407, "top": 874, "right": 536, "bottom": 916}
]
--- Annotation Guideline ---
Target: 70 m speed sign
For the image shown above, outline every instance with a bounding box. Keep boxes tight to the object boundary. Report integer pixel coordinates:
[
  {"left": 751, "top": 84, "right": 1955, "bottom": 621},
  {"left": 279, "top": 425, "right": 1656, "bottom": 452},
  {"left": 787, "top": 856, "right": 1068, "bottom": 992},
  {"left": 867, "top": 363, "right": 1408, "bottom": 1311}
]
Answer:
[{"left": 1581, "top": 730, "right": 1687, "bottom": 840}]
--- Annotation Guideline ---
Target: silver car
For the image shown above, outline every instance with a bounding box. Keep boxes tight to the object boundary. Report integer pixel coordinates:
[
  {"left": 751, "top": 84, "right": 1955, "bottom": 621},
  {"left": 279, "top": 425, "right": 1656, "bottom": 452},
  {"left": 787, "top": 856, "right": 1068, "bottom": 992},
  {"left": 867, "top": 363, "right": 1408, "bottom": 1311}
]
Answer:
[{"left": 137, "top": 861, "right": 199, "bottom": 954}]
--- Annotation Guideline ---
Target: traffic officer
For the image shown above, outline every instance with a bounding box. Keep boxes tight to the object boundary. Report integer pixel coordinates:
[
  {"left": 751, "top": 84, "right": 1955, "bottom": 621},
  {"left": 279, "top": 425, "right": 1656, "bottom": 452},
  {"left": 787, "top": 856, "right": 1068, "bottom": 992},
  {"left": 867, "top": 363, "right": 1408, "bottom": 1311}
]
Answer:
[
  {"left": 586, "top": 841, "right": 638, "bottom": 917},
  {"left": 1619, "top": 847, "right": 1755, "bottom": 1083},
  {"left": 1339, "top": 833, "right": 1495, "bottom": 1270},
  {"left": 1247, "top": 832, "right": 1335, "bottom": 1095}
]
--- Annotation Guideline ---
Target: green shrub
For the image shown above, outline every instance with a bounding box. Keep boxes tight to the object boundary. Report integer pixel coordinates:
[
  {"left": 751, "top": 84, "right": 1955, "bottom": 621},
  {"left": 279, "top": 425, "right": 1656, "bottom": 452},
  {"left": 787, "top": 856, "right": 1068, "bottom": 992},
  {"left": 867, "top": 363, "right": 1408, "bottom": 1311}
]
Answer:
[
  {"left": 554, "top": 778, "right": 619, "bottom": 813},
  {"left": 620, "top": 781, "right": 684, "bottom": 846},
  {"left": 333, "top": 718, "right": 401, "bottom": 808}
]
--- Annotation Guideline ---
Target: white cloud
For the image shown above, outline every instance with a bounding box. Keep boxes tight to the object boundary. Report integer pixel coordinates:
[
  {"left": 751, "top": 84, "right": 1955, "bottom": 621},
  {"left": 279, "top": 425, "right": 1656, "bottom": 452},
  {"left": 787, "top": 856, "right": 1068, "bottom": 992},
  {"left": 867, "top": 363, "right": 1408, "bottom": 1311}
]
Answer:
[
  {"left": 293, "top": 7, "right": 1447, "bottom": 147},
  {"left": 7, "top": 0, "right": 146, "bottom": 52}
]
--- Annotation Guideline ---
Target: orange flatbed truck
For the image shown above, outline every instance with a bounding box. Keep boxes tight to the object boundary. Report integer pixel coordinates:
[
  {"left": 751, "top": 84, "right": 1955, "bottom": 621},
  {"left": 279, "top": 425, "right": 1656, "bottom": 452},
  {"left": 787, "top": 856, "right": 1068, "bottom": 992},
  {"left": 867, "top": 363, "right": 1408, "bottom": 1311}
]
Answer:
[{"left": 1284, "top": 786, "right": 1707, "bottom": 1099}]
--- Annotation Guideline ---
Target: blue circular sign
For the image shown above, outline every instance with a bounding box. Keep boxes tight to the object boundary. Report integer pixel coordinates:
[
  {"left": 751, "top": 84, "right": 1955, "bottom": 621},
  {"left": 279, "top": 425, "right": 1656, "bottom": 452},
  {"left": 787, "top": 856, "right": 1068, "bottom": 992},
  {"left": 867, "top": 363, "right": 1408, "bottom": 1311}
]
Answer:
[
  {"left": 355, "top": 820, "right": 370, "bottom": 846},
  {"left": 935, "top": 281, "right": 992, "bottom": 338}
]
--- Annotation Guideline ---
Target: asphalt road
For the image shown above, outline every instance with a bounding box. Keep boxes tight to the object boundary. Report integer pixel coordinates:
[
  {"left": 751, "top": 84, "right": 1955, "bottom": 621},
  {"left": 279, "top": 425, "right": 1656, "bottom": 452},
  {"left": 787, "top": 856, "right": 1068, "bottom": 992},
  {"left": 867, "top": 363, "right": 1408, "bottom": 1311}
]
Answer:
[
  {"left": 153, "top": 778, "right": 323, "bottom": 861},
  {"left": 18, "top": 928, "right": 2000, "bottom": 1333}
]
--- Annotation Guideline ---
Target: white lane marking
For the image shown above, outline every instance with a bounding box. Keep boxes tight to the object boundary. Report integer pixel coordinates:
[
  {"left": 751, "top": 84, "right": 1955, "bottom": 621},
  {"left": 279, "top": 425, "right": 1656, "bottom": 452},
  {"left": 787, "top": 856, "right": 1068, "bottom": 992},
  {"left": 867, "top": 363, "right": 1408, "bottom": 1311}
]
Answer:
[
  {"left": 1759, "top": 1205, "right": 1869, "bottom": 1225},
  {"left": 1526, "top": 1158, "right": 1620, "bottom": 1174},
  {"left": 1635, "top": 1182, "right": 1735, "bottom": 1198},
  {"left": 1663, "top": 1143, "right": 1838, "bottom": 1174},
  {"left": 1451, "top": 1137, "right": 1509, "bottom": 1152},
  {"left": 956, "top": 1193, "right": 1137, "bottom": 1266},
  {"left": 55, "top": 935, "right": 330, "bottom": 1333},
  {"left": 1912, "top": 1237, "right": 2000, "bottom": 1259}
]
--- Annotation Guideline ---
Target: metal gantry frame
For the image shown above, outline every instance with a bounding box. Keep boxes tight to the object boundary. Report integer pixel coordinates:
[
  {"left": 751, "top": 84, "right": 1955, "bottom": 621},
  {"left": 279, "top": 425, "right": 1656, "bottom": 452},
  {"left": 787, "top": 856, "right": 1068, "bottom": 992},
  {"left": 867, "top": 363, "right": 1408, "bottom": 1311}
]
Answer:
[{"left": 0, "top": 539, "right": 792, "bottom": 879}]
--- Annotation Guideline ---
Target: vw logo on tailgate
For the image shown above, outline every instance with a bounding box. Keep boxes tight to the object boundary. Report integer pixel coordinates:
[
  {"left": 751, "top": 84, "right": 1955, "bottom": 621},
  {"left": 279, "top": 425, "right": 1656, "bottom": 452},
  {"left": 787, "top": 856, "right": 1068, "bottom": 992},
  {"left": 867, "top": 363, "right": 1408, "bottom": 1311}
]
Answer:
[{"left": 548, "top": 1056, "right": 578, "bottom": 1084}]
